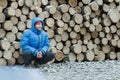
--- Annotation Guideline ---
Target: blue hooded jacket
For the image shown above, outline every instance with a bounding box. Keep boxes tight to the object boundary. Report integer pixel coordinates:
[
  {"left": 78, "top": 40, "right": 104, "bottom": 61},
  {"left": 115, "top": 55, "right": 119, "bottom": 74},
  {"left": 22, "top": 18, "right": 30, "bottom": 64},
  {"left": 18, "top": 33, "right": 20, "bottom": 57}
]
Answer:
[{"left": 20, "top": 17, "right": 50, "bottom": 57}]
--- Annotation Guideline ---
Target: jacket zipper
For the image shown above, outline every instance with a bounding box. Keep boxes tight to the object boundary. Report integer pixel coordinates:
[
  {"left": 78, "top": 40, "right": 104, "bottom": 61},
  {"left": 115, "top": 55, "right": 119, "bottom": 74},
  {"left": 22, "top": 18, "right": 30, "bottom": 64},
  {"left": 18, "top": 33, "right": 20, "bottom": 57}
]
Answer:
[{"left": 37, "top": 31, "right": 40, "bottom": 49}]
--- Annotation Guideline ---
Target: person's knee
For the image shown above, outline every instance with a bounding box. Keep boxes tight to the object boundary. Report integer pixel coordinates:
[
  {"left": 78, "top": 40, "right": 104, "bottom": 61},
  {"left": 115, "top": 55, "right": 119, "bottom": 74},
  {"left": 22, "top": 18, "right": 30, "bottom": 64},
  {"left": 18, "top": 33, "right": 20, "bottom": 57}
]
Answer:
[
  {"left": 47, "top": 52, "right": 55, "bottom": 59},
  {"left": 22, "top": 51, "right": 32, "bottom": 60}
]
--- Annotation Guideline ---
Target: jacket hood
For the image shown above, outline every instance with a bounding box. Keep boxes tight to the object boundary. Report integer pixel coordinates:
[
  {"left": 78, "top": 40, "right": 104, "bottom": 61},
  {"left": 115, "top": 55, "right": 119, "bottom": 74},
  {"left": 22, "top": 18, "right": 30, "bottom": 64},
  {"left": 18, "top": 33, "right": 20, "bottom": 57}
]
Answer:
[{"left": 31, "top": 17, "right": 44, "bottom": 34}]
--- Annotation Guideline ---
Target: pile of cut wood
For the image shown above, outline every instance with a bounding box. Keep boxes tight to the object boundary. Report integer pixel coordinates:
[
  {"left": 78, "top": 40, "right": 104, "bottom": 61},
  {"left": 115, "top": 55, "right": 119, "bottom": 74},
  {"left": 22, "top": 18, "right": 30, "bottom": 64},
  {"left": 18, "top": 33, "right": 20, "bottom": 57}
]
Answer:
[{"left": 0, "top": 0, "right": 120, "bottom": 65}]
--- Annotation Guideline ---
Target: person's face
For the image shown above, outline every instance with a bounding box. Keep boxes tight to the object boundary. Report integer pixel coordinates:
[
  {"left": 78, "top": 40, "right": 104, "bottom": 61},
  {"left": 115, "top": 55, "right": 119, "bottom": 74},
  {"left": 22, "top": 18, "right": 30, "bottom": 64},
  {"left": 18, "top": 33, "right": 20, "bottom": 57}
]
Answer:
[{"left": 35, "top": 23, "right": 42, "bottom": 30}]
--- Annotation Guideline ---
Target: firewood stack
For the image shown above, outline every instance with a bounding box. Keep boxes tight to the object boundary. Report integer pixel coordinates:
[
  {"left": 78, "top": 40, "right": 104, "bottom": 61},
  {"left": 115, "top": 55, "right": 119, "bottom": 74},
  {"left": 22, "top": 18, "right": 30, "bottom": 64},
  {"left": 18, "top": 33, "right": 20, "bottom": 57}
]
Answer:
[{"left": 0, "top": 0, "right": 120, "bottom": 65}]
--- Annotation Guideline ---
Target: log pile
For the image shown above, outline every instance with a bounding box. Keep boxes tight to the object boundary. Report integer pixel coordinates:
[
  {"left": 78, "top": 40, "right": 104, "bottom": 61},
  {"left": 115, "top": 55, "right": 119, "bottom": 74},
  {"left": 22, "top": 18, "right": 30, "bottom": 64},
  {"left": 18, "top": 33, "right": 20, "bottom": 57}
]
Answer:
[{"left": 0, "top": 0, "right": 120, "bottom": 65}]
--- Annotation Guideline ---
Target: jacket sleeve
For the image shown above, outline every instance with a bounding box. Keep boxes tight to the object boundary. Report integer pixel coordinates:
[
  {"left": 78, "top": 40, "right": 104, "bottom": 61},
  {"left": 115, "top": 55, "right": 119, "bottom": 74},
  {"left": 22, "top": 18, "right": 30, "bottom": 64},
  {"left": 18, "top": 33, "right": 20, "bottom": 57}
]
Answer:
[
  {"left": 39, "top": 34, "right": 50, "bottom": 56},
  {"left": 20, "top": 32, "right": 38, "bottom": 57}
]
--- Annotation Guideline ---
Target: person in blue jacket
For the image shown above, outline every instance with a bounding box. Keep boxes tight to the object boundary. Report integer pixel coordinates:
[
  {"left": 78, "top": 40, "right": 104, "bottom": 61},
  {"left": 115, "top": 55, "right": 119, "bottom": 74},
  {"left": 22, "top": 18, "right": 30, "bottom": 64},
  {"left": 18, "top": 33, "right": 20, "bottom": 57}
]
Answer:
[{"left": 20, "top": 17, "right": 54, "bottom": 66}]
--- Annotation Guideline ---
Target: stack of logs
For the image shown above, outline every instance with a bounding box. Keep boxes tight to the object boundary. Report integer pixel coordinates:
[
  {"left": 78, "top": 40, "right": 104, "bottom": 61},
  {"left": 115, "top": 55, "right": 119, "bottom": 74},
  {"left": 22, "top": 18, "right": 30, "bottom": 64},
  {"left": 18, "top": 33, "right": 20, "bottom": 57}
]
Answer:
[{"left": 0, "top": 0, "right": 120, "bottom": 65}]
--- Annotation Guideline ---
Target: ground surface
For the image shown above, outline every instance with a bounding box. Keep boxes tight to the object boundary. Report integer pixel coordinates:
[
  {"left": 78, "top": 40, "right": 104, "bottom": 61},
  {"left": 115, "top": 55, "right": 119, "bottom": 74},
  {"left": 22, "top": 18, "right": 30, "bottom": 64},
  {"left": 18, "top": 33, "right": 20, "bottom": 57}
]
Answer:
[
  {"left": 39, "top": 60, "right": 120, "bottom": 80},
  {"left": 1, "top": 60, "right": 120, "bottom": 80}
]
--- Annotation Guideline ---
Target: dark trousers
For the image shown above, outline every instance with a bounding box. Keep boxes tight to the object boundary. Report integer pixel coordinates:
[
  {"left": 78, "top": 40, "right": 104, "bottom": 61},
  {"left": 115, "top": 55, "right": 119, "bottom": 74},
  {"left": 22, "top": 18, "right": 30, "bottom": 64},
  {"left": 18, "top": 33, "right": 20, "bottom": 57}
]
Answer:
[{"left": 22, "top": 51, "right": 55, "bottom": 65}]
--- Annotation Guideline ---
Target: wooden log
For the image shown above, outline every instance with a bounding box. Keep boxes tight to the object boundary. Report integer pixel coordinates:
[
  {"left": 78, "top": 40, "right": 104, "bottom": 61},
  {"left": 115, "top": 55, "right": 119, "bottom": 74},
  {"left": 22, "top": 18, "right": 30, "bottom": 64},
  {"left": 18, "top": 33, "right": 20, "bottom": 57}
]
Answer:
[
  {"left": 41, "top": 0, "right": 48, "bottom": 5},
  {"left": 109, "top": 2, "right": 116, "bottom": 9},
  {"left": 12, "top": 42, "right": 20, "bottom": 49},
  {"left": 116, "top": 22, "right": 120, "bottom": 28},
  {"left": 15, "top": 9, "right": 22, "bottom": 17},
  {"left": 91, "top": 31, "right": 98, "bottom": 39},
  {"left": 22, "top": 6, "right": 29, "bottom": 15},
  {"left": 108, "top": 9, "right": 120, "bottom": 23},
  {"left": 62, "top": 13, "right": 70, "bottom": 23},
  {"left": 102, "top": 45, "right": 111, "bottom": 54},
  {"left": 6, "top": 32, "right": 16, "bottom": 42},
  {"left": 102, "top": 38, "right": 108, "bottom": 45},
  {"left": 92, "top": 18, "right": 99, "bottom": 25},
  {"left": 25, "top": 0, "right": 33, "bottom": 7},
  {"left": 7, "top": 57, "right": 16, "bottom": 65},
  {"left": 11, "top": 1, "right": 18, "bottom": 9},
  {"left": 45, "top": 6, "right": 56, "bottom": 14},
  {"left": 0, "top": 40, "right": 10, "bottom": 50},
  {"left": 69, "top": 20, "right": 75, "bottom": 27},
  {"left": 13, "top": 51, "right": 20, "bottom": 59},
  {"left": 104, "top": 26, "right": 110, "bottom": 33},
  {"left": 96, "top": 24, "right": 102, "bottom": 32},
  {"left": 63, "top": 23, "right": 68, "bottom": 30},
  {"left": 111, "top": 39, "right": 117, "bottom": 47},
  {"left": 55, "top": 50, "right": 63, "bottom": 61},
  {"left": 65, "top": 40, "right": 71, "bottom": 47},
  {"left": 80, "top": 28, "right": 86, "bottom": 35},
  {"left": 89, "top": 24, "right": 95, "bottom": 32},
  {"left": 28, "top": 11, "right": 36, "bottom": 19},
  {"left": 56, "top": 19, "right": 64, "bottom": 27},
  {"left": 49, "top": 0, "right": 58, "bottom": 6},
  {"left": 99, "top": 32, "right": 105, "bottom": 38},
  {"left": 82, "top": 0, "right": 91, "bottom": 4},
  {"left": 16, "top": 32, "right": 22, "bottom": 40},
  {"left": 87, "top": 41, "right": 94, "bottom": 50},
  {"left": 62, "top": 46, "right": 70, "bottom": 54},
  {"left": 96, "top": 0, "right": 103, "bottom": 5},
  {"left": 9, "top": 46, "right": 15, "bottom": 53},
  {"left": 110, "top": 25, "right": 117, "bottom": 33},
  {"left": 95, "top": 51, "right": 105, "bottom": 61},
  {"left": 3, "top": 21, "right": 13, "bottom": 31},
  {"left": 107, "top": 52, "right": 116, "bottom": 60},
  {"left": 73, "top": 14, "right": 83, "bottom": 24},
  {"left": 56, "top": 42, "right": 63, "bottom": 50},
  {"left": 61, "top": 32, "right": 69, "bottom": 42},
  {"left": 58, "top": 4, "right": 69, "bottom": 13},
  {"left": 18, "top": 0, "right": 24, "bottom": 7},
  {"left": 10, "top": 16, "right": 18, "bottom": 25},
  {"left": 117, "top": 40, "right": 120, "bottom": 48},
  {"left": 0, "top": 13, "right": 5, "bottom": 23},
  {"left": 77, "top": 53, "right": 84, "bottom": 62},
  {"left": 3, "top": 50, "right": 12, "bottom": 60},
  {"left": 81, "top": 45, "right": 87, "bottom": 52},
  {"left": 117, "top": 52, "right": 120, "bottom": 60},
  {"left": 75, "top": 6, "right": 81, "bottom": 14},
  {"left": 71, "top": 44, "right": 82, "bottom": 54},
  {"left": 103, "top": 4, "right": 110, "bottom": 12},
  {"left": 58, "top": 0, "right": 66, "bottom": 4},
  {"left": 71, "top": 39, "right": 77, "bottom": 44},
  {"left": 94, "top": 38, "right": 100, "bottom": 44},
  {"left": 47, "top": 29, "right": 54, "bottom": 38},
  {"left": 83, "top": 6, "right": 91, "bottom": 15},
  {"left": 84, "top": 33, "right": 91, "bottom": 40},
  {"left": 70, "top": 31, "right": 77, "bottom": 39},
  {"left": 20, "top": 15, "right": 27, "bottom": 22},
  {"left": 34, "top": 7, "right": 42, "bottom": 14},
  {"left": 4, "top": 7, "right": 15, "bottom": 17},
  {"left": 0, "top": 51, "right": 3, "bottom": 58},
  {"left": 113, "top": 34, "right": 119, "bottom": 40},
  {"left": 57, "top": 28, "right": 64, "bottom": 35},
  {"left": 46, "top": 18, "right": 55, "bottom": 27},
  {"left": 68, "top": 52, "right": 76, "bottom": 62},
  {"left": 0, "top": 6, "right": 3, "bottom": 13},
  {"left": 26, "top": 20, "right": 31, "bottom": 29},
  {"left": 74, "top": 25, "right": 80, "bottom": 33},
  {"left": 86, "top": 50, "right": 95, "bottom": 61},
  {"left": 12, "top": 26, "right": 18, "bottom": 34},
  {"left": 89, "top": 2, "right": 99, "bottom": 11},
  {"left": 50, "top": 39, "right": 56, "bottom": 47},
  {"left": 17, "top": 21, "right": 26, "bottom": 31},
  {"left": 53, "top": 11, "right": 62, "bottom": 20},
  {"left": 42, "top": 11, "right": 50, "bottom": 18},
  {"left": 17, "top": 55, "right": 24, "bottom": 64},
  {"left": 0, "top": 58, "right": 7, "bottom": 66},
  {"left": 0, "top": 29, "right": 6, "bottom": 38},
  {"left": 117, "top": 29, "right": 120, "bottom": 36},
  {"left": 68, "top": 0, "right": 77, "bottom": 7},
  {"left": 0, "top": 0, "right": 8, "bottom": 9},
  {"left": 54, "top": 35, "right": 61, "bottom": 42},
  {"left": 69, "top": 7, "right": 76, "bottom": 15},
  {"left": 50, "top": 47, "right": 57, "bottom": 54},
  {"left": 33, "top": 0, "right": 41, "bottom": 7},
  {"left": 106, "top": 33, "right": 112, "bottom": 40}
]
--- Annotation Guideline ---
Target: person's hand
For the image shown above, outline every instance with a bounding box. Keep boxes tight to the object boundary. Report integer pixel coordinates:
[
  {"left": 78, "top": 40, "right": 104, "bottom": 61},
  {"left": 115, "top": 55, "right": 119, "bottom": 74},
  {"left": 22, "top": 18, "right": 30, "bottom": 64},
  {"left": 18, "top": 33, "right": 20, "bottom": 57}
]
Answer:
[{"left": 37, "top": 52, "right": 42, "bottom": 58}]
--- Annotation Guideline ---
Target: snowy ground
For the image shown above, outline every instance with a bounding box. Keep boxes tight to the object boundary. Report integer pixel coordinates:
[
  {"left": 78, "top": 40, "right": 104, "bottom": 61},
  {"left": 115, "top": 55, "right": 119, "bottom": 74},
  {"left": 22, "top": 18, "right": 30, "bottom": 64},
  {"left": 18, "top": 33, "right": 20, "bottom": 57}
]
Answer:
[{"left": 1, "top": 60, "right": 120, "bottom": 80}]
